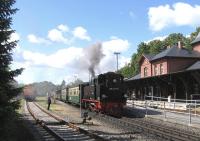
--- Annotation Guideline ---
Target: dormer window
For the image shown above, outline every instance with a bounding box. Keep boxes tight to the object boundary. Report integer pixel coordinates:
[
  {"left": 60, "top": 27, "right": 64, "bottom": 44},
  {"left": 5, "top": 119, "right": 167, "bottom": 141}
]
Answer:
[{"left": 144, "top": 67, "right": 148, "bottom": 77}]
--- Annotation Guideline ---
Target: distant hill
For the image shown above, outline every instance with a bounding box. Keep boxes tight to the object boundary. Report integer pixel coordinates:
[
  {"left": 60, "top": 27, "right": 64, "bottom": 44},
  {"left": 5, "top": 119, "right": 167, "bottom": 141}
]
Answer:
[{"left": 24, "top": 81, "right": 58, "bottom": 96}]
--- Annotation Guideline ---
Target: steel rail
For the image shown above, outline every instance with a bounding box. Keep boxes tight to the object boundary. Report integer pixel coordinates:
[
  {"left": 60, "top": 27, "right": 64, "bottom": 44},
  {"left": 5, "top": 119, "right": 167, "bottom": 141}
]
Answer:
[
  {"left": 128, "top": 117, "right": 200, "bottom": 139},
  {"left": 26, "top": 101, "right": 65, "bottom": 141},
  {"left": 122, "top": 117, "right": 200, "bottom": 141},
  {"left": 90, "top": 112, "right": 200, "bottom": 141},
  {"left": 33, "top": 102, "right": 108, "bottom": 141}
]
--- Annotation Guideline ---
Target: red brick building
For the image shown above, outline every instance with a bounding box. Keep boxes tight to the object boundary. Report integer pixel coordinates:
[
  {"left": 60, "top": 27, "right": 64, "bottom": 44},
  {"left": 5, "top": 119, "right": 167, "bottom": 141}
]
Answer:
[
  {"left": 126, "top": 32, "right": 200, "bottom": 100},
  {"left": 139, "top": 41, "right": 200, "bottom": 78}
]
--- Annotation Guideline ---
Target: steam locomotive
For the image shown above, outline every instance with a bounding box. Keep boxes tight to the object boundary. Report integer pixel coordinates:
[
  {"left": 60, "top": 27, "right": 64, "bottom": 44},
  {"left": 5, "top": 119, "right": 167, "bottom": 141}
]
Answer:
[{"left": 56, "top": 72, "right": 126, "bottom": 117}]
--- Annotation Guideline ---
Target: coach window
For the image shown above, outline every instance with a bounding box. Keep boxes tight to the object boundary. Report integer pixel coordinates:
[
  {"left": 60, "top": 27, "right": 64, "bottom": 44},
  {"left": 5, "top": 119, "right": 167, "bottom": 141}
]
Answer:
[{"left": 144, "top": 67, "right": 148, "bottom": 77}]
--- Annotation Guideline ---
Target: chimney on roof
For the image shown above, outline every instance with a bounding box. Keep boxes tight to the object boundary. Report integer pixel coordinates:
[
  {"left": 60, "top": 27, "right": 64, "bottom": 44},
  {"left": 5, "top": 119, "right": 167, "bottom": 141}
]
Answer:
[{"left": 178, "top": 41, "right": 182, "bottom": 49}]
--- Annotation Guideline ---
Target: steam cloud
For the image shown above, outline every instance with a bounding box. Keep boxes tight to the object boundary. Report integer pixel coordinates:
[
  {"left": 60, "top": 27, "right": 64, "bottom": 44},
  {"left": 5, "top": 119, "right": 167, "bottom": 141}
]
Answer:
[
  {"left": 87, "top": 42, "right": 104, "bottom": 77},
  {"left": 79, "top": 42, "right": 104, "bottom": 78}
]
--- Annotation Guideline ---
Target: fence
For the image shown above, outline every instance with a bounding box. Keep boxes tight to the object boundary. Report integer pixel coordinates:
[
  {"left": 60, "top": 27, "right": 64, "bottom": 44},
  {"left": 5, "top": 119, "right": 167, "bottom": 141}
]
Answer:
[{"left": 128, "top": 96, "right": 200, "bottom": 125}]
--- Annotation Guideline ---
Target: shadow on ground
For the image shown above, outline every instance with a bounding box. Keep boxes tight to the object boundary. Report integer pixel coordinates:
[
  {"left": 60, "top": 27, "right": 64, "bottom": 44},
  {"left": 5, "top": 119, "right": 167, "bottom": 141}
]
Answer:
[{"left": 123, "top": 106, "right": 162, "bottom": 118}]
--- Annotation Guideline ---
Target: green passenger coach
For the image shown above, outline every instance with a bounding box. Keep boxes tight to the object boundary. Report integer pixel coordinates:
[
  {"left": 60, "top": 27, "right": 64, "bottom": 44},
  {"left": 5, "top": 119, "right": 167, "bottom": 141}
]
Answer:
[
  {"left": 61, "top": 88, "right": 67, "bottom": 102},
  {"left": 67, "top": 86, "right": 80, "bottom": 105}
]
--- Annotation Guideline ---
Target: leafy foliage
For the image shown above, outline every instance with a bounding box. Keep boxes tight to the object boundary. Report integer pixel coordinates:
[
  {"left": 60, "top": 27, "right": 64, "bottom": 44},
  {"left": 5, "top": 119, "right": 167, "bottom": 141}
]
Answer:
[
  {"left": 119, "top": 27, "right": 200, "bottom": 78},
  {"left": 0, "top": 0, "right": 23, "bottom": 135}
]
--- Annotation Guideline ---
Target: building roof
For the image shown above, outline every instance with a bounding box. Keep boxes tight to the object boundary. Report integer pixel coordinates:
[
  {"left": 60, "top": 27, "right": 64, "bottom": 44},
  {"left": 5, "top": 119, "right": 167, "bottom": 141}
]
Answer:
[
  {"left": 139, "top": 54, "right": 154, "bottom": 64},
  {"left": 186, "top": 61, "right": 200, "bottom": 71},
  {"left": 191, "top": 32, "right": 200, "bottom": 45},
  {"left": 143, "top": 54, "right": 154, "bottom": 60},
  {"left": 151, "top": 45, "right": 200, "bottom": 61},
  {"left": 127, "top": 73, "right": 141, "bottom": 80}
]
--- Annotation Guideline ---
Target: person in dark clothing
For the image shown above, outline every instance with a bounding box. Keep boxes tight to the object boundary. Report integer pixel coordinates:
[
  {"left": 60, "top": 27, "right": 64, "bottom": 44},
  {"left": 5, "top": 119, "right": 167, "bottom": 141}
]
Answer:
[{"left": 47, "top": 96, "right": 51, "bottom": 110}]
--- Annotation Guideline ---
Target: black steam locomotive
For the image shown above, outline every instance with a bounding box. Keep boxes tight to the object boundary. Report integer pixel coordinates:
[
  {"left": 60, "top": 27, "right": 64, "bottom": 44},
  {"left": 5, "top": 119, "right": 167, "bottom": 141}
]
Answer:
[{"left": 56, "top": 72, "right": 126, "bottom": 117}]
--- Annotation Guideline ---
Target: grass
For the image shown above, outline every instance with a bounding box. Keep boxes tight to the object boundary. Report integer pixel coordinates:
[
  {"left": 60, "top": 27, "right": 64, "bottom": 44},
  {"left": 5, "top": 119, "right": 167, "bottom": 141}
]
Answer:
[
  {"left": 17, "top": 98, "right": 25, "bottom": 114},
  {"left": 36, "top": 96, "right": 66, "bottom": 112},
  {"left": 36, "top": 96, "right": 59, "bottom": 111},
  {"left": 36, "top": 96, "right": 82, "bottom": 123}
]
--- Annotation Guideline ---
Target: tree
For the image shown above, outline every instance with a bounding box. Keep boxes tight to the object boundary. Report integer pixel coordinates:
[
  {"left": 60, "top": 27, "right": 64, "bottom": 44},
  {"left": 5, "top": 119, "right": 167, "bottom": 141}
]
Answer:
[
  {"left": 148, "top": 40, "right": 165, "bottom": 55},
  {"left": 164, "top": 33, "right": 186, "bottom": 47},
  {"left": 190, "top": 27, "right": 200, "bottom": 41},
  {"left": 186, "top": 27, "right": 200, "bottom": 50},
  {"left": 137, "top": 42, "right": 150, "bottom": 55},
  {"left": 0, "top": 0, "right": 23, "bottom": 132},
  {"left": 118, "top": 64, "right": 134, "bottom": 78}
]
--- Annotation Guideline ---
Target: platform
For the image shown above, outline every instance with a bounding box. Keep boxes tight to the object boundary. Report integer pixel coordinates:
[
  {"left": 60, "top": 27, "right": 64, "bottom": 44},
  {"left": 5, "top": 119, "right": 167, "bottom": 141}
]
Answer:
[{"left": 126, "top": 100, "right": 200, "bottom": 128}]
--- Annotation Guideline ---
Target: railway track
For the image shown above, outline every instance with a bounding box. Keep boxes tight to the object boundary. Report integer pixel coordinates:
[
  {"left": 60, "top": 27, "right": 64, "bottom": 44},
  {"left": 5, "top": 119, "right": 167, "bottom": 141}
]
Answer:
[
  {"left": 26, "top": 101, "right": 107, "bottom": 141},
  {"left": 54, "top": 100, "right": 158, "bottom": 140},
  {"left": 90, "top": 112, "right": 200, "bottom": 141}
]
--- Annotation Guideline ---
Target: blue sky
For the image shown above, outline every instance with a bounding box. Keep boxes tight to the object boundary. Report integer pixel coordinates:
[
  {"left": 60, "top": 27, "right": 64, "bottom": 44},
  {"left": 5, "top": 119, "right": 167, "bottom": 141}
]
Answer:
[{"left": 11, "top": 0, "right": 200, "bottom": 84}]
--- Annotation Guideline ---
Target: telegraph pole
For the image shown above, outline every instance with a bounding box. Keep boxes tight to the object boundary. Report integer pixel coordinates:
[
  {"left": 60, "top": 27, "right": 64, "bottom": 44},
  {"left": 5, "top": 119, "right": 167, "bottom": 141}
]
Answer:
[{"left": 114, "top": 52, "right": 120, "bottom": 72}]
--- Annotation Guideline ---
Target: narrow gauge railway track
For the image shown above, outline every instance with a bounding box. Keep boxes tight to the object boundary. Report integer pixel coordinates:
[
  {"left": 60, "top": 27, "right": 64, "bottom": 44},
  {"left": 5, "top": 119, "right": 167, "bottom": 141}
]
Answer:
[
  {"left": 54, "top": 101, "right": 155, "bottom": 140},
  {"left": 26, "top": 101, "right": 107, "bottom": 141},
  {"left": 122, "top": 117, "right": 200, "bottom": 141},
  {"left": 90, "top": 112, "right": 200, "bottom": 141},
  {"left": 131, "top": 117, "right": 200, "bottom": 137}
]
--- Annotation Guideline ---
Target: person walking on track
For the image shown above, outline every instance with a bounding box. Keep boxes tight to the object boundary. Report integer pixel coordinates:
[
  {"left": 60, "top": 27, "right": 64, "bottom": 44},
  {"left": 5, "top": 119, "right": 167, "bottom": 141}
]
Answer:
[{"left": 47, "top": 96, "right": 51, "bottom": 110}]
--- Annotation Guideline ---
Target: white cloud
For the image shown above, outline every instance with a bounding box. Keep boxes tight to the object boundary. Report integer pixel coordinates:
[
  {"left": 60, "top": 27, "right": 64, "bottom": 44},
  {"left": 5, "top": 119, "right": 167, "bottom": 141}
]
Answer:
[
  {"left": 119, "top": 56, "right": 131, "bottom": 68},
  {"left": 72, "top": 26, "right": 91, "bottom": 41},
  {"left": 13, "top": 37, "right": 131, "bottom": 84},
  {"left": 12, "top": 62, "right": 65, "bottom": 84},
  {"left": 27, "top": 24, "right": 91, "bottom": 45},
  {"left": 9, "top": 32, "right": 20, "bottom": 42},
  {"left": 47, "top": 29, "right": 68, "bottom": 44},
  {"left": 102, "top": 38, "right": 130, "bottom": 54},
  {"left": 145, "top": 35, "right": 167, "bottom": 43},
  {"left": 28, "top": 34, "right": 51, "bottom": 45},
  {"left": 57, "top": 24, "right": 69, "bottom": 32},
  {"left": 148, "top": 2, "right": 200, "bottom": 31},
  {"left": 8, "top": 32, "right": 21, "bottom": 53},
  {"left": 22, "top": 47, "right": 82, "bottom": 68},
  {"left": 99, "top": 38, "right": 130, "bottom": 73}
]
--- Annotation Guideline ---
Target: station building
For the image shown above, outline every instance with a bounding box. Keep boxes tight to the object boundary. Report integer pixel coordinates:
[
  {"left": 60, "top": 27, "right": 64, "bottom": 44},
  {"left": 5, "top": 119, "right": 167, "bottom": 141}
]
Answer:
[{"left": 126, "top": 32, "right": 200, "bottom": 101}]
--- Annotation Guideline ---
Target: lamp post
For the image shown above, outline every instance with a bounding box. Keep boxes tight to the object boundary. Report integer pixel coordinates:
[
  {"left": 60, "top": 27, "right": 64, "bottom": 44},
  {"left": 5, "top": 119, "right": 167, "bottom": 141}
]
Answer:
[{"left": 114, "top": 52, "right": 120, "bottom": 72}]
